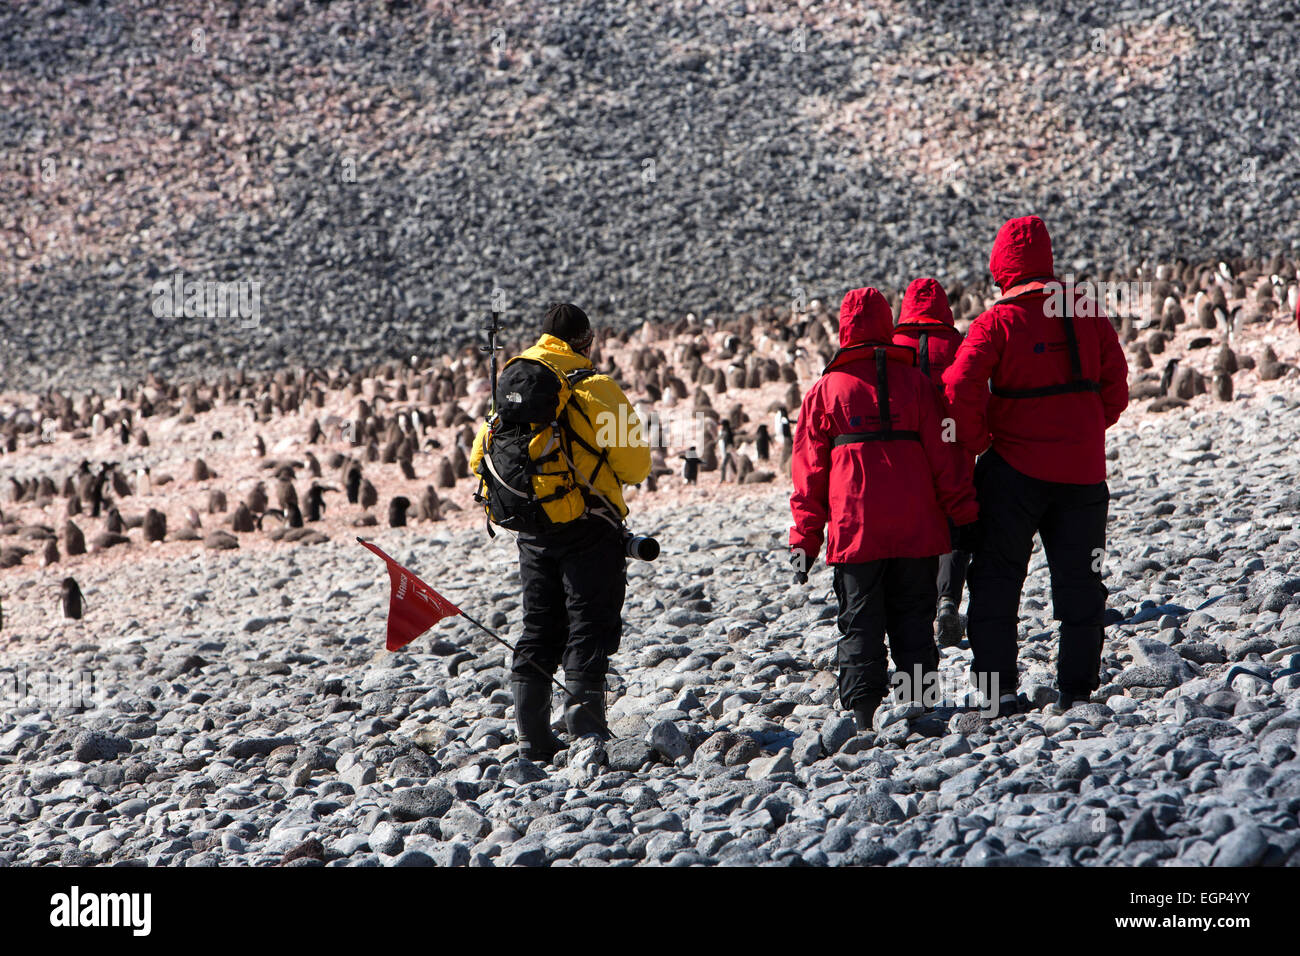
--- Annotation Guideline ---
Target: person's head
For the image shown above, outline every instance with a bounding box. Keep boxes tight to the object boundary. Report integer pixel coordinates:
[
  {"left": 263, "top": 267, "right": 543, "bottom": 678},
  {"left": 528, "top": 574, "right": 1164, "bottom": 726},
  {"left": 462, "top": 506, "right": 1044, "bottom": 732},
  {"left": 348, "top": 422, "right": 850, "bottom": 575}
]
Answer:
[
  {"left": 542, "top": 302, "right": 594, "bottom": 354},
  {"left": 837, "top": 287, "right": 893, "bottom": 347},
  {"left": 988, "top": 215, "right": 1055, "bottom": 291},
  {"left": 898, "top": 277, "right": 954, "bottom": 327}
]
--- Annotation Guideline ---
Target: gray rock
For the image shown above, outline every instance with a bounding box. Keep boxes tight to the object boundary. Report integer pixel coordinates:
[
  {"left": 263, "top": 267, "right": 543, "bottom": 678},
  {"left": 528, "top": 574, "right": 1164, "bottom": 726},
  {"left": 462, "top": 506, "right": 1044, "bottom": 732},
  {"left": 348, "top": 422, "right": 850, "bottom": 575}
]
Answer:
[
  {"left": 392, "top": 849, "right": 435, "bottom": 867},
  {"left": 607, "top": 737, "right": 654, "bottom": 771},
  {"left": 368, "top": 822, "right": 403, "bottom": 856},
  {"left": 1210, "top": 825, "right": 1269, "bottom": 867},
  {"left": 646, "top": 721, "right": 690, "bottom": 762},
  {"left": 820, "top": 714, "right": 857, "bottom": 754},
  {"left": 391, "top": 786, "right": 454, "bottom": 822},
  {"left": 73, "top": 730, "right": 132, "bottom": 762}
]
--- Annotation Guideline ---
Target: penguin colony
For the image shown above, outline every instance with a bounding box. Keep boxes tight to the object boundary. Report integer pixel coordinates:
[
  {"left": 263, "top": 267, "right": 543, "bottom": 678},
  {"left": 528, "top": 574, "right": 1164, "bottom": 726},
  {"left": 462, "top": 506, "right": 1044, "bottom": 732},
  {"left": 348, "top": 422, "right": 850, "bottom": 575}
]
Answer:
[{"left": 0, "top": 256, "right": 1296, "bottom": 620}]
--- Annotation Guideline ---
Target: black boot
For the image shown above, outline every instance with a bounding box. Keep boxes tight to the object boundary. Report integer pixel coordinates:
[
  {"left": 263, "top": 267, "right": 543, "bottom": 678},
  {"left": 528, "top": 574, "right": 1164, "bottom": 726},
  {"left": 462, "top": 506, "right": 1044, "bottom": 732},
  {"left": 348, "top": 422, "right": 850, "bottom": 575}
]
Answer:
[
  {"left": 564, "top": 677, "right": 609, "bottom": 740},
  {"left": 512, "top": 679, "right": 563, "bottom": 762},
  {"left": 936, "top": 597, "right": 964, "bottom": 647},
  {"left": 852, "top": 693, "right": 883, "bottom": 733}
]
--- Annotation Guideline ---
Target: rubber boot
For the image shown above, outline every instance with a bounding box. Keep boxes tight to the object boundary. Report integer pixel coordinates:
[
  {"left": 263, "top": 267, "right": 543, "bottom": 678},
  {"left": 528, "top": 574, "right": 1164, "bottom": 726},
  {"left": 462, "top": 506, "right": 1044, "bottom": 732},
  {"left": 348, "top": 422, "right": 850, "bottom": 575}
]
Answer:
[
  {"left": 564, "top": 677, "right": 609, "bottom": 740},
  {"left": 1050, "top": 690, "right": 1081, "bottom": 715},
  {"left": 936, "top": 597, "right": 964, "bottom": 647},
  {"left": 852, "top": 693, "right": 883, "bottom": 733},
  {"left": 512, "top": 679, "right": 563, "bottom": 763}
]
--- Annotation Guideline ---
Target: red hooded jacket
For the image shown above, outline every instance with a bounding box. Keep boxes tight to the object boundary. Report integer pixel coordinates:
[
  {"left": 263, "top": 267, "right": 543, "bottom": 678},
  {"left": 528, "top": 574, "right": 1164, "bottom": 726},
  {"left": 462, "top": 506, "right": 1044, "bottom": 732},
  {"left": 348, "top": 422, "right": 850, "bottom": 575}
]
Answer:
[
  {"left": 892, "top": 277, "right": 964, "bottom": 384},
  {"left": 790, "top": 287, "right": 978, "bottom": 566},
  {"left": 894, "top": 277, "right": 975, "bottom": 491},
  {"left": 943, "top": 216, "right": 1129, "bottom": 484}
]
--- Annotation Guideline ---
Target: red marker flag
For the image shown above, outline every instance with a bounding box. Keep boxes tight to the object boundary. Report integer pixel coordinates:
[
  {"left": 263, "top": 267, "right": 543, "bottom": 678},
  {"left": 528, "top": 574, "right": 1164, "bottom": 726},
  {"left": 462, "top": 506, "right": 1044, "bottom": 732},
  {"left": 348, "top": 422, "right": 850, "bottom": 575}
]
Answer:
[{"left": 358, "top": 538, "right": 462, "bottom": 651}]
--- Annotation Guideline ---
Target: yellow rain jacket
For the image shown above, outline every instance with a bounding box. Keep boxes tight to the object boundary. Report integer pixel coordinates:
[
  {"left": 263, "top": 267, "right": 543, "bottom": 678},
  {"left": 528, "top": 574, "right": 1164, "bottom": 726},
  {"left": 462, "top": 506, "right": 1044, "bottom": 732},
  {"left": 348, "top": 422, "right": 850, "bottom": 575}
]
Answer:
[{"left": 471, "top": 334, "right": 651, "bottom": 523}]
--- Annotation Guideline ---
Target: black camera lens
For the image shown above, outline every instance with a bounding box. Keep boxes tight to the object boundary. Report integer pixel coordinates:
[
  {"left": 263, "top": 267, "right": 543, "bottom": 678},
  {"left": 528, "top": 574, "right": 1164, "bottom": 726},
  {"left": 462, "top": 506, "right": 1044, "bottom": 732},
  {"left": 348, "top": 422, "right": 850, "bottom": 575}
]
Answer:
[{"left": 625, "top": 534, "right": 660, "bottom": 561}]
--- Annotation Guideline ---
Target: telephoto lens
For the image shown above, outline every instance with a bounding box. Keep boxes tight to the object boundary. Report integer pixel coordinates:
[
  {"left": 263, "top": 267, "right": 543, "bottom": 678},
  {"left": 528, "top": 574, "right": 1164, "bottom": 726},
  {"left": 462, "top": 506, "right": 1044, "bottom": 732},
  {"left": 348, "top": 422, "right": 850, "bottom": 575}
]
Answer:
[{"left": 623, "top": 531, "right": 660, "bottom": 561}]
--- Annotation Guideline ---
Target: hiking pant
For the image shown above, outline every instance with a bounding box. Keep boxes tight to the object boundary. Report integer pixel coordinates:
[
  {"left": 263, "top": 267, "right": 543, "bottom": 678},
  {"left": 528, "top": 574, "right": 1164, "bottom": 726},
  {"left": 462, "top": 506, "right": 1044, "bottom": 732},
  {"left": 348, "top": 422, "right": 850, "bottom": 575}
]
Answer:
[
  {"left": 966, "top": 449, "right": 1109, "bottom": 699},
  {"left": 832, "top": 557, "right": 940, "bottom": 709},
  {"left": 513, "top": 516, "right": 627, "bottom": 683},
  {"left": 938, "top": 522, "right": 971, "bottom": 605}
]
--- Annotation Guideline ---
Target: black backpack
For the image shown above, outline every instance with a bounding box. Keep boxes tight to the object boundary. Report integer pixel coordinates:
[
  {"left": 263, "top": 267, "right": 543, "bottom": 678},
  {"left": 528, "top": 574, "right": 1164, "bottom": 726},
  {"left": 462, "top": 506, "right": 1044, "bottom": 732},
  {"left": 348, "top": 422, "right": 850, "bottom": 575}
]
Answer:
[{"left": 474, "top": 357, "right": 601, "bottom": 535}]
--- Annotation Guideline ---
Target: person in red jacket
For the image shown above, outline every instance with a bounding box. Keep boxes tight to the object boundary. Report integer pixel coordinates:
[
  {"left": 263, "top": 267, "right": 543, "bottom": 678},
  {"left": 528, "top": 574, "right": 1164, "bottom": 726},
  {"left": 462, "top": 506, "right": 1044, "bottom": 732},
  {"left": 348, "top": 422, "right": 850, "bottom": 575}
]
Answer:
[
  {"left": 943, "top": 216, "right": 1129, "bottom": 717},
  {"left": 893, "top": 277, "right": 973, "bottom": 648},
  {"left": 791, "top": 287, "right": 979, "bottom": 731}
]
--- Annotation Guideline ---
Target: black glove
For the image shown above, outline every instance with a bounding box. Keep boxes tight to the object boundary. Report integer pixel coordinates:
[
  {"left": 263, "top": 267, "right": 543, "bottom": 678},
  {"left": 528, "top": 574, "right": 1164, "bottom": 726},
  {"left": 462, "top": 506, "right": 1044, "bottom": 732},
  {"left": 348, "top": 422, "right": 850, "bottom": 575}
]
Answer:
[
  {"left": 951, "top": 521, "right": 981, "bottom": 554},
  {"left": 789, "top": 547, "right": 809, "bottom": 585}
]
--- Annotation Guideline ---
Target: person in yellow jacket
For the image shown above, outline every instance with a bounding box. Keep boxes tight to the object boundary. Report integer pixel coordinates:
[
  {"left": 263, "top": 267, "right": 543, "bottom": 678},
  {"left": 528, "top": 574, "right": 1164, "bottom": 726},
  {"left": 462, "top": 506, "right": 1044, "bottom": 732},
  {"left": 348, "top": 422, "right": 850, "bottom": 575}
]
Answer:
[{"left": 470, "top": 303, "right": 650, "bottom": 761}]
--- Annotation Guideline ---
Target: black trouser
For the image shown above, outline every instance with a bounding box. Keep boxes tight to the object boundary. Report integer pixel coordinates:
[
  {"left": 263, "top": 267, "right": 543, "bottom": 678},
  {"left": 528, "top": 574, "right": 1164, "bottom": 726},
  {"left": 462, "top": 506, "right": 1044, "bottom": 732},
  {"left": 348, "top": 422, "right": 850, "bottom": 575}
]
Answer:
[
  {"left": 938, "top": 522, "right": 971, "bottom": 604},
  {"left": 966, "top": 449, "right": 1109, "bottom": 698},
  {"left": 832, "top": 558, "right": 940, "bottom": 709},
  {"left": 513, "top": 516, "right": 627, "bottom": 684}
]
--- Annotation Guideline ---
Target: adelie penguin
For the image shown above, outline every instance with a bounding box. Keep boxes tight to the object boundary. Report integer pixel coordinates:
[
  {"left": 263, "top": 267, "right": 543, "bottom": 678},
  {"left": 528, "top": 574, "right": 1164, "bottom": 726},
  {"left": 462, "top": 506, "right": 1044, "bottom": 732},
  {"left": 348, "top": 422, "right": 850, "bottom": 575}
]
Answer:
[
  {"left": 143, "top": 508, "right": 167, "bottom": 542},
  {"left": 345, "top": 463, "right": 362, "bottom": 503},
  {"left": 388, "top": 496, "right": 411, "bottom": 527},
  {"left": 754, "top": 424, "right": 771, "bottom": 461},
  {"left": 716, "top": 420, "right": 734, "bottom": 482},
  {"left": 246, "top": 481, "right": 268, "bottom": 514},
  {"left": 61, "top": 577, "right": 84, "bottom": 619},
  {"left": 1214, "top": 371, "right": 1233, "bottom": 402},
  {"left": 304, "top": 483, "right": 334, "bottom": 522},
  {"left": 681, "top": 446, "right": 701, "bottom": 485},
  {"left": 417, "top": 485, "right": 441, "bottom": 522},
  {"left": 359, "top": 478, "right": 378, "bottom": 510},
  {"left": 231, "top": 503, "right": 255, "bottom": 533},
  {"left": 65, "top": 520, "right": 86, "bottom": 556}
]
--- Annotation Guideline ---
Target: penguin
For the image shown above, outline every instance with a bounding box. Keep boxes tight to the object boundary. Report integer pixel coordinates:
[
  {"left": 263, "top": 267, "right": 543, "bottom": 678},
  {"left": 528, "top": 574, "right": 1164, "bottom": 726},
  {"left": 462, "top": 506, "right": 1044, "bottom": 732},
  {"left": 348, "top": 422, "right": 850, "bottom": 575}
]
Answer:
[
  {"left": 1214, "top": 372, "right": 1233, "bottom": 402},
  {"left": 231, "top": 503, "right": 255, "bottom": 533},
  {"left": 682, "top": 446, "right": 701, "bottom": 485},
  {"left": 61, "top": 577, "right": 84, "bottom": 619},
  {"left": 388, "top": 496, "right": 411, "bottom": 528},
  {"left": 143, "top": 508, "right": 166, "bottom": 542},
  {"left": 304, "top": 483, "right": 334, "bottom": 522},
  {"left": 417, "top": 485, "right": 442, "bottom": 522},
  {"left": 246, "top": 481, "right": 268, "bottom": 514},
  {"left": 436, "top": 457, "right": 456, "bottom": 488},
  {"left": 65, "top": 520, "right": 86, "bottom": 556},
  {"left": 276, "top": 479, "right": 298, "bottom": 512},
  {"left": 345, "top": 463, "right": 362, "bottom": 503},
  {"left": 1159, "top": 358, "right": 1180, "bottom": 396},
  {"left": 717, "top": 420, "right": 734, "bottom": 482},
  {"left": 359, "top": 478, "right": 378, "bottom": 510},
  {"left": 755, "top": 424, "right": 771, "bottom": 462}
]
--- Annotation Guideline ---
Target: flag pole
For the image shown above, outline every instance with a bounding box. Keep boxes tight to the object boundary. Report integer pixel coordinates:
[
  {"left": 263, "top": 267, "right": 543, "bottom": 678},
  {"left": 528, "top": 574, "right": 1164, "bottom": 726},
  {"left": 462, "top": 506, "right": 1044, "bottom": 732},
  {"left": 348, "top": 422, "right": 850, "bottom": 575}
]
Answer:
[
  {"left": 456, "top": 608, "right": 612, "bottom": 740},
  {"left": 357, "top": 537, "right": 611, "bottom": 740}
]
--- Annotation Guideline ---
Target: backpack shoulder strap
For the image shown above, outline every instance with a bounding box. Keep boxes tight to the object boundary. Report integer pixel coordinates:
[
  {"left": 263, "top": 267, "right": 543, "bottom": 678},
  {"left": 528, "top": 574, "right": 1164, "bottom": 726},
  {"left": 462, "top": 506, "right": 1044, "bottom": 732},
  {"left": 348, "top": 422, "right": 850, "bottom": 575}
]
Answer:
[
  {"left": 988, "top": 286, "right": 1102, "bottom": 400},
  {"left": 829, "top": 349, "right": 922, "bottom": 446},
  {"left": 918, "top": 332, "right": 930, "bottom": 378}
]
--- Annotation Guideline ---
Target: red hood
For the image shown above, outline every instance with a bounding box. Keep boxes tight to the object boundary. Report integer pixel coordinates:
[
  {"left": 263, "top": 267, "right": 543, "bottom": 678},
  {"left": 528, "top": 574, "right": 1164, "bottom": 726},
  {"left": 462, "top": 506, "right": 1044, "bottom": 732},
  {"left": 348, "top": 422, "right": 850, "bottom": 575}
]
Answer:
[
  {"left": 838, "top": 287, "right": 894, "bottom": 347},
  {"left": 897, "top": 277, "right": 954, "bottom": 327},
  {"left": 989, "top": 215, "right": 1055, "bottom": 291}
]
